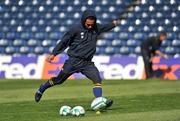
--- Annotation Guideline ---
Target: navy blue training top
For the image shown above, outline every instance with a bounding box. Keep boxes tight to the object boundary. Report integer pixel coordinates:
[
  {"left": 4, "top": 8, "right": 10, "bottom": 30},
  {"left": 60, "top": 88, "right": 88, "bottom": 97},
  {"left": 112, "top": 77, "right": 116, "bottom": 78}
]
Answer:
[{"left": 52, "top": 10, "right": 115, "bottom": 60}]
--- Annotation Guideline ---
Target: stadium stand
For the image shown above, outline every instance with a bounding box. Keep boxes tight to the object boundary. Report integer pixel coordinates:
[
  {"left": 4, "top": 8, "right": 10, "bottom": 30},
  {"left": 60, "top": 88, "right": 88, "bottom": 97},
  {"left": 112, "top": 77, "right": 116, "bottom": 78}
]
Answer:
[{"left": 0, "top": 0, "right": 179, "bottom": 57}]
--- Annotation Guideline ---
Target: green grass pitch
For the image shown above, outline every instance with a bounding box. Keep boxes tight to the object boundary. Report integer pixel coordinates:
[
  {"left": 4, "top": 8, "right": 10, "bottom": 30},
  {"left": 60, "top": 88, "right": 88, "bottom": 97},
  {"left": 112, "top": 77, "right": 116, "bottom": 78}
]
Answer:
[{"left": 0, "top": 79, "right": 180, "bottom": 121}]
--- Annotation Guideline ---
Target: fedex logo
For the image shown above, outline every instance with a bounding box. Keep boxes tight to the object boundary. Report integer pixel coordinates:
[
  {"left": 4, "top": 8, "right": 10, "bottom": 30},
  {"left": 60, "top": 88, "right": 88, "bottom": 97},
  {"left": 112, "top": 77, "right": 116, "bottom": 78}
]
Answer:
[
  {"left": 0, "top": 56, "right": 179, "bottom": 80},
  {"left": 0, "top": 56, "right": 76, "bottom": 79},
  {"left": 152, "top": 57, "right": 180, "bottom": 80},
  {"left": 93, "top": 56, "right": 144, "bottom": 79},
  {"left": 0, "top": 56, "right": 45, "bottom": 79}
]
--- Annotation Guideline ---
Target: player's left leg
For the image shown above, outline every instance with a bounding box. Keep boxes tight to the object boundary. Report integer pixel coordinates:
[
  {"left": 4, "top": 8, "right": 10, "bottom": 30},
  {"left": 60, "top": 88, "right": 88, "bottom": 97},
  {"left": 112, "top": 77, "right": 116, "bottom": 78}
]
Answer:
[{"left": 81, "top": 62, "right": 113, "bottom": 108}]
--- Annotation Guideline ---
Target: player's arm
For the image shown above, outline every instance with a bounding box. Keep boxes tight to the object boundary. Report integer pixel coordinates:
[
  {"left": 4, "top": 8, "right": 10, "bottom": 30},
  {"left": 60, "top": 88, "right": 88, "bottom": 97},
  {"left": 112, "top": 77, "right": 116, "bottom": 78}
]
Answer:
[
  {"left": 52, "top": 31, "right": 73, "bottom": 55},
  {"left": 98, "top": 18, "right": 124, "bottom": 33},
  {"left": 98, "top": 19, "right": 121, "bottom": 33},
  {"left": 155, "top": 50, "right": 169, "bottom": 59},
  {"left": 46, "top": 30, "right": 75, "bottom": 62},
  {"left": 98, "top": 22, "right": 116, "bottom": 33},
  {"left": 97, "top": 0, "right": 140, "bottom": 33}
]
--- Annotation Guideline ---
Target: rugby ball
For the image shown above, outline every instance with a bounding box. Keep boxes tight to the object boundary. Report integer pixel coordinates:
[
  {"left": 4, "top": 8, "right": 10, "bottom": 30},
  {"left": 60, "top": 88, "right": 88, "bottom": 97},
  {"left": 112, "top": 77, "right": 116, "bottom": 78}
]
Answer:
[{"left": 91, "top": 97, "right": 107, "bottom": 110}]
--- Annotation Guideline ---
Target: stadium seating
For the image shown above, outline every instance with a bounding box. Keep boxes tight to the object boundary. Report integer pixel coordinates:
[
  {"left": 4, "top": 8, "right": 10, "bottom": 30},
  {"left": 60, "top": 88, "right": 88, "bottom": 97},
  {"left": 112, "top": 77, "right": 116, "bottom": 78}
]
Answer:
[{"left": 0, "top": 0, "right": 179, "bottom": 57}]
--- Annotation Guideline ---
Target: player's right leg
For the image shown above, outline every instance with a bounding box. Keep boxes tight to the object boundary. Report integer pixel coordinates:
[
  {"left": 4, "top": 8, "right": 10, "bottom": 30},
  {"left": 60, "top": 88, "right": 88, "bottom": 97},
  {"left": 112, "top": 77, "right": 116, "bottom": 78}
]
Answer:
[
  {"left": 35, "top": 61, "right": 73, "bottom": 102},
  {"left": 35, "top": 72, "right": 72, "bottom": 102}
]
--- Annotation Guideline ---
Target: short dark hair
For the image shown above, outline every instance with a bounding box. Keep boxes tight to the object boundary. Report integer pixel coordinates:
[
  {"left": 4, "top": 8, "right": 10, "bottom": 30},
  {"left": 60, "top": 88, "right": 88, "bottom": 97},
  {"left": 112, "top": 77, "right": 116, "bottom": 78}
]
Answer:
[{"left": 160, "top": 31, "right": 167, "bottom": 36}]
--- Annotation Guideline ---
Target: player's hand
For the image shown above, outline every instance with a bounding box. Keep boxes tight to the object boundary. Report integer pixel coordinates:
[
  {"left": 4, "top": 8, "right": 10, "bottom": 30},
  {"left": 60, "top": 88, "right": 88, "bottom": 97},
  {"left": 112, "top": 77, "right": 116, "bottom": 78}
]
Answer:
[
  {"left": 113, "top": 20, "right": 121, "bottom": 26},
  {"left": 46, "top": 54, "right": 55, "bottom": 63},
  {"left": 163, "top": 54, "right": 169, "bottom": 59}
]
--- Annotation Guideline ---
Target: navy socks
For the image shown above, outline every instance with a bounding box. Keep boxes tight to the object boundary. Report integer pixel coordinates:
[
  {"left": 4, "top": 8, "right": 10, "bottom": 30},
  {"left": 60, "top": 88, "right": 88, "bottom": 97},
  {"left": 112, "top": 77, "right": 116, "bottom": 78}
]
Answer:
[
  {"left": 38, "top": 81, "right": 51, "bottom": 94},
  {"left": 93, "top": 83, "right": 102, "bottom": 97}
]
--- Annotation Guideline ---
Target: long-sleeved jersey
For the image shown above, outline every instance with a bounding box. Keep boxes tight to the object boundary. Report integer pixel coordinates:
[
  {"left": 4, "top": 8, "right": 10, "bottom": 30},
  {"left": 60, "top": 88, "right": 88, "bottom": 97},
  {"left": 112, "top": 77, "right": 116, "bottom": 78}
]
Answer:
[{"left": 51, "top": 10, "right": 115, "bottom": 60}]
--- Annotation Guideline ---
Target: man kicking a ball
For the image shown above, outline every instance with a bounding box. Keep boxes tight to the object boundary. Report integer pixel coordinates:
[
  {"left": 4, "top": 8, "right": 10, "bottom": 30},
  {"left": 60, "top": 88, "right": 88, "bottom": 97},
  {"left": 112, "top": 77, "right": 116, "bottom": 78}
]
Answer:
[{"left": 35, "top": 10, "right": 120, "bottom": 108}]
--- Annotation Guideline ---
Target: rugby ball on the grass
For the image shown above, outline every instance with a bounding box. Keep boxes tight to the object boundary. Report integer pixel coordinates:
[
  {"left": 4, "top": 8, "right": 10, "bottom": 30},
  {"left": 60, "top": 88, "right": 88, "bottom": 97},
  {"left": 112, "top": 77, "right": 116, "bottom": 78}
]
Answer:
[
  {"left": 71, "top": 106, "right": 85, "bottom": 116},
  {"left": 91, "top": 97, "right": 107, "bottom": 110},
  {"left": 59, "top": 105, "right": 71, "bottom": 116}
]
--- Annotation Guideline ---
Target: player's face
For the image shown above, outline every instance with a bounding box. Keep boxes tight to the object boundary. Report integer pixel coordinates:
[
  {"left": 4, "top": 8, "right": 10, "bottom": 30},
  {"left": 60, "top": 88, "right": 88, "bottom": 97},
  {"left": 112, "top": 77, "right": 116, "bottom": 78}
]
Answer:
[
  {"left": 160, "top": 35, "right": 167, "bottom": 41},
  {"left": 85, "top": 18, "right": 95, "bottom": 30}
]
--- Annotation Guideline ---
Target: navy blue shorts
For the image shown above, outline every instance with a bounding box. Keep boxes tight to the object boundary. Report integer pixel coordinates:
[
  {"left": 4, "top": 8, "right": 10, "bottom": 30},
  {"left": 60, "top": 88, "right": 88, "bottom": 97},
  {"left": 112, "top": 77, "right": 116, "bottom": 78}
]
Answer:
[{"left": 52, "top": 57, "right": 102, "bottom": 84}]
